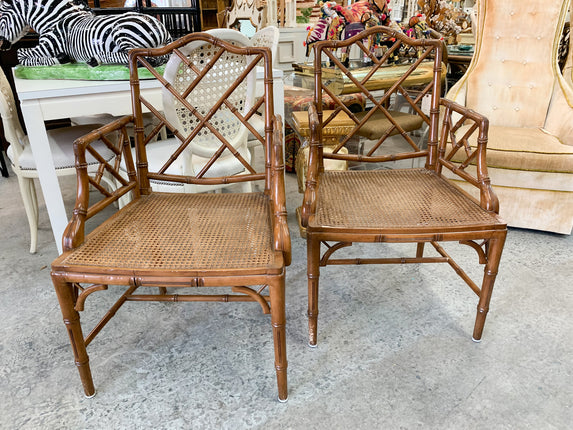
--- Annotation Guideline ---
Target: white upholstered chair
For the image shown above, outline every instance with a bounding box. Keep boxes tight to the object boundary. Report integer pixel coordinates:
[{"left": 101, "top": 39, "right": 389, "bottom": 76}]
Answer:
[
  {"left": 251, "top": 25, "right": 280, "bottom": 68},
  {"left": 445, "top": 0, "right": 573, "bottom": 234},
  {"left": 0, "top": 68, "right": 118, "bottom": 252}
]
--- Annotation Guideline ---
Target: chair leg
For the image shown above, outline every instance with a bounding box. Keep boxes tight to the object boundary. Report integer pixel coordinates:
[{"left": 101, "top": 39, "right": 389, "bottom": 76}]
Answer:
[
  {"left": 240, "top": 181, "right": 253, "bottom": 193},
  {"left": 248, "top": 146, "right": 256, "bottom": 165},
  {"left": 29, "top": 179, "right": 39, "bottom": 224},
  {"left": 0, "top": 149, "right": 9, "bottom": 177},
  {"left": 416, "top": 242, "right": 425, "bottom": 258},
  {"left": 472, "top": 233, "right": 507, "bottom": 342},
  {"left": 16, "top": 176, "right": 39, "bottom": 253},
  {"left": 52, "top": 276, "right": 96, "bottom": 398},
  {"left": 269, "top": 275, "right": 288, "bottom": 402},
  {"left": 307, "top": 236, "right": 321, "bottom": 347}
]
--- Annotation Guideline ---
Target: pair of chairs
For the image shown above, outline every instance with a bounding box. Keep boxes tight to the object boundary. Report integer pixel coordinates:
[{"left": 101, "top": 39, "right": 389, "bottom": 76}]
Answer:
[{"left": 51, "top": 27, "right": 507, "bottom": 402}]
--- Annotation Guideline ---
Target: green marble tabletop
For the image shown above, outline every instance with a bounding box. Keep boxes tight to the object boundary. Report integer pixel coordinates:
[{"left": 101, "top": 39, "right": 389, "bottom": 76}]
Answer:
[{"left": 14, "top": 63, "right": 165, "bottom": 80}]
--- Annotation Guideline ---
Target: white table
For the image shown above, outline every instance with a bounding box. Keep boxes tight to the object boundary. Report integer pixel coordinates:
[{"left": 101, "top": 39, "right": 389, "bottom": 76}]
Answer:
[{"left": 14, "top": 68, "right": 284, "bottom": 254}]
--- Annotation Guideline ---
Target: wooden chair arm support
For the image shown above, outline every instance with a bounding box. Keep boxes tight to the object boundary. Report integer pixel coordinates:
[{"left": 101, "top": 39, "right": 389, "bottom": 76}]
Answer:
[
  {"left": 270, "top": 116, "right": 291, "bottom": 265},
  {"left": 438, "top": 98, "right": 499, "bottom": 213},
  {"left": 62, "top": 115, "right": 138, "bottom": 252},
  {"left": 300, "top": 103, "right": 321, "bottom": 228}
]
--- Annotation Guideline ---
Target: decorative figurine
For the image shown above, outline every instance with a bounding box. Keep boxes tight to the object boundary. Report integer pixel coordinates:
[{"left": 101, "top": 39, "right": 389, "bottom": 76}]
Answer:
[
  {"left": 0, "top": 0, "right": 172, "bottom": 67},
  {"left": 304, "top": 0, "right": 392, "bottom": 61}
]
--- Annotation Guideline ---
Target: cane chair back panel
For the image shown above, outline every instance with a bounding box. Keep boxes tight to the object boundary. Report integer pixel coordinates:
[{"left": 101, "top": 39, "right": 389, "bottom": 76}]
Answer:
[
  {"left": 0, "top": 68, "right": 26, "bottom": 151},
  {"left": 300, "top": 26, "right": 507, "bottom": 349},
  {"left": 132, "top": 30, "right": 267, "bottom": 193},
  {"left": 51, "top": 33, "right": 290, "bottom": 401},
  {"left": 251, "top": 25, "right": 280, "bottom": 67},
  {"left": 162, "top": 30, "right": 253, "bottom": 161}
]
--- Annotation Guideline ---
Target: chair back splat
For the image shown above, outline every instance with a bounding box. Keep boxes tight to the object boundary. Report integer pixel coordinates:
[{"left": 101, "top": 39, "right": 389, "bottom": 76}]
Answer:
[
  {"left": 299, "top": 26, "right": 507, "bottom": 348},
  {"left": 51, "top": 32, "right": 290, "bottom": 401}
]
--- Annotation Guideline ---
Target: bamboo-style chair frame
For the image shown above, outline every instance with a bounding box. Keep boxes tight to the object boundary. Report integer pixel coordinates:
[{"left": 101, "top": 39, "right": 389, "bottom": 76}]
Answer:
[
  {"left": 300, "top": 26, "right": 507, "bottom": 347},
  {"left": 51, "top": 33, "right": 291, "bottom": 401}
]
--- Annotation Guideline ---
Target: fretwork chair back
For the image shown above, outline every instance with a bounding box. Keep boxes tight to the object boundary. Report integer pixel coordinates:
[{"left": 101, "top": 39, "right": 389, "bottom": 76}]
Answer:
[
  {"left": 247, "top": 25, "right": 280, "bottom": 163},
  {"left": 146, "top": 28, "right": 255, "bottom": 194},
  {"left": 299, "top": 26, "right": 507, "bottom": 348},
  {"left": 0, "top": 67, "right": 116, "bottom": 253},
  {"left": 50, "top": 33, "right": 291, "bottom": 401}
]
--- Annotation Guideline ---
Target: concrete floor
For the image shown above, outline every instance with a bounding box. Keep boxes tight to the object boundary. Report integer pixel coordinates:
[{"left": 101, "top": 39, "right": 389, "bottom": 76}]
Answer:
[{"left": 0, "top": 161, "right": 572, "bottom": 429}]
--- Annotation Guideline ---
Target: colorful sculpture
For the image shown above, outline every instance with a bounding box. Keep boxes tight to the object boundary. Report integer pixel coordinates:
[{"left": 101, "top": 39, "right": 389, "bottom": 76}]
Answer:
[
  {"left": 404, "top": 14, "right": 432, "bottom": 59},
  {"left": 0, "top": 0, "right": 172, "bottom": 67},
  {"left": 304, "top": 1, "right": 343, "bottom": 57},
  {"left": 304, "top": 0, "right": 391, "bottom": 62}
]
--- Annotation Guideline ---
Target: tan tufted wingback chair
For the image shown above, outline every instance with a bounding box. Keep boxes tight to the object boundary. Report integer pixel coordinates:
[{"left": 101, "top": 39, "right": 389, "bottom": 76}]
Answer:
[{"left": 445, "top": 0, "right": 573, "bottom": 234}]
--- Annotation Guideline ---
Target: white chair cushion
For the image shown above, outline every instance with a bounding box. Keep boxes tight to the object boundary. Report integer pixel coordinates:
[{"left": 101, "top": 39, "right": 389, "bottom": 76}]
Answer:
[
  {"left": 142, "top": 138, "right": 248, "bottom": 178},
  {"left": 8, "top": 124, "right": 113, "bottom": 170}
]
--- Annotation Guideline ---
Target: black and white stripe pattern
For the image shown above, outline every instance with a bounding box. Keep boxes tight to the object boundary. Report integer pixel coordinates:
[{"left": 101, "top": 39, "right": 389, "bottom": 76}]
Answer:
[{"left": 0, "top": 0, "right": 172, "bottom": 66}]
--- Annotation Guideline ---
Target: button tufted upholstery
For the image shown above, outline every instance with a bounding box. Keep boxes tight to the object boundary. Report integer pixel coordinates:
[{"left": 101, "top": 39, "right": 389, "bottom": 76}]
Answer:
[{"left": 446, "top": 0, "right": 573, "bottom": 234}]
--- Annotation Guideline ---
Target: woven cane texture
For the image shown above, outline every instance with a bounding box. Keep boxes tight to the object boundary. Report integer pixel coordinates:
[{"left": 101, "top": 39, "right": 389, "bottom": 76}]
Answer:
[
  {"left": 311, "top": 169, "right": 500, "bottom": 230},
  {"left": 60, "top": 193, "right": 276, "bottom": 271},
  {"left": 171, "top": 44, "right": 247, "bottom": 148}
]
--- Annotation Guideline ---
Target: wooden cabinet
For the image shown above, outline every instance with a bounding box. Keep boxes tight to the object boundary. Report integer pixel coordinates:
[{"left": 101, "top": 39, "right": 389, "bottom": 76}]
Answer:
[{"left": 200, "top": 0, "right": 231, "bottom": 29}]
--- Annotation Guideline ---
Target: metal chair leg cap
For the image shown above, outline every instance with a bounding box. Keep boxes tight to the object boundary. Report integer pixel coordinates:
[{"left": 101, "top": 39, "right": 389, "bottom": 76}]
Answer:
[
  {"left": 84, "top": 390, "right": 97, "bottom": 399},
  {"left": 308, "top": 342, "right": 318, "bottom": 348},
  {"left": 278, "top": 396, "right": 288, "bottom": 403},
  {"left": 471, "top": 337, "right": 482, "bottom": 343}
]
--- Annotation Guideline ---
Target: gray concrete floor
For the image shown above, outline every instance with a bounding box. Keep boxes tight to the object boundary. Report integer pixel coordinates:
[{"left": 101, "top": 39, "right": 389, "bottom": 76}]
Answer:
[{"left": 0, "top": 160, "right": 572, "bottom": 429}]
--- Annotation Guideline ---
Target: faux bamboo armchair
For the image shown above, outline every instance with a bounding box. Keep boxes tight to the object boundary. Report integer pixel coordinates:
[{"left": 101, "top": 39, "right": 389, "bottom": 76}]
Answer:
[
  {"left": 445, "top": 0, "right": 573, "bottom": 234},
  {"left": 299, "top": 26, "right": 507, "bottom": 347},
  {"left": 51, "top": 33, "right": 291, "bottom": 401}
]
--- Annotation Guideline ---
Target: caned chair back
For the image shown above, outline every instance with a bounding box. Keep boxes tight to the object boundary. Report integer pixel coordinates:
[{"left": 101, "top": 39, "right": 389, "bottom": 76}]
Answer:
[
  {"left": 162, "top": 30, "right": 253, "bottom": 160},
  {"left": 251, "top": 25, "right": 279, "bottom": 68},
  {"left": 128, "top": 31, "right": 273, "bottom": 194}
]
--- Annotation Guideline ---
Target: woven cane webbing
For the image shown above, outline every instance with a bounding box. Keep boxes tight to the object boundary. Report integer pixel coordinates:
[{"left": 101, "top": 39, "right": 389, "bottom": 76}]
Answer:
[
  {"left": 60, "top": 193, "right": 276, "bottom": 271},
  {"left": 168, "top": 43, "right": 248, "bottom": 153},
  {"left": 311, "top": 169, "right": 500, "bottom": 229}
]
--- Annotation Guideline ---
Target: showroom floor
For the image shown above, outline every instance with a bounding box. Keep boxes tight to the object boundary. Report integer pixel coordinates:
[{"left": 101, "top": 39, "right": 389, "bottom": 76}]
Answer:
[{"left": 0, "top": 160, "right": 572, "bottom": 429}]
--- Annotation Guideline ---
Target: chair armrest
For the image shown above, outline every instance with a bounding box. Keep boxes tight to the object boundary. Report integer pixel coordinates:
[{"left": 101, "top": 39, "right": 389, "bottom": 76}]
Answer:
[
  {"left": 270, "top": 115, "right": 291, "bottom": 265},
  {"left": 300, "top": 103, "right": 322, "bottom": 228},
  {"left": 62, "top": 115, "right": 138, "bottom": 252},
  {"left": 438, "top": 98, "right": 499, "bottom": 213}
]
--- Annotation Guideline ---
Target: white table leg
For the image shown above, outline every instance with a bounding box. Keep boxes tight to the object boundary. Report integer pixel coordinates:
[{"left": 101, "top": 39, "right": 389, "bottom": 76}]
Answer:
[{"left": 20, "top": 100, "right": 67, "bottom": 254}]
